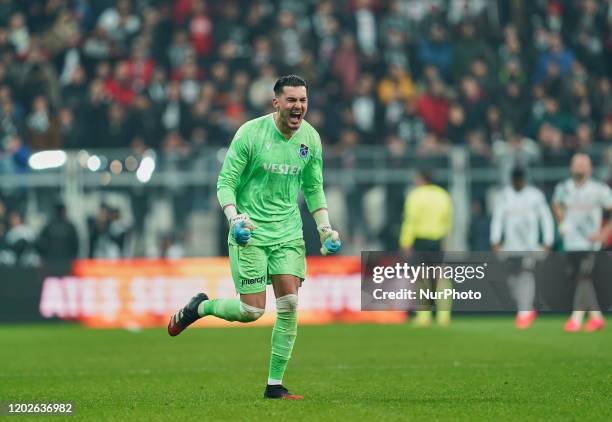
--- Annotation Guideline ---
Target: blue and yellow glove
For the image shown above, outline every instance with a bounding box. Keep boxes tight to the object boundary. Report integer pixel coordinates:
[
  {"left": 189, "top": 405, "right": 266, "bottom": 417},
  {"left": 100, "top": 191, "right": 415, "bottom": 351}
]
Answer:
[
  {"left": 230, "top": 214, "right": 256, "bottom": 246},
  {"left": 318, "top": 225, "right": 341, "bottom": 256}
]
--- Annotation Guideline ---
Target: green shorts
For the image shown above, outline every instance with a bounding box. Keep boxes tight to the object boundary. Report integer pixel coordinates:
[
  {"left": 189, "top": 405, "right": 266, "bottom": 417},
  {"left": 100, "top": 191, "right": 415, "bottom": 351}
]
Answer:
[{"left": 229, "top": 238, "right": 306, "bottom": 294}]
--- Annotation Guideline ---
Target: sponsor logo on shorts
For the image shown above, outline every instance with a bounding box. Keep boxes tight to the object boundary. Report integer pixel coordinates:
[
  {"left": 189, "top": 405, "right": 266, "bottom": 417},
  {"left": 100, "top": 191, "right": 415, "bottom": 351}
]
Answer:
[{"left": 241, "top": 276, "right": 266, "bottom": 287}]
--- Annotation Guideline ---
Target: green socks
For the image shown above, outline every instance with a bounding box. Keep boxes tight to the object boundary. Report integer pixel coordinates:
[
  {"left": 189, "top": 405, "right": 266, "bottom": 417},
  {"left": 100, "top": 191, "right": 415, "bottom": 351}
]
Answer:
[
  {"left": 268, "top": 294, "right": 298, "bottom": 384},
  {"left": 195, "top": 294, "right": 299, "bottom": 384},
  {"left": 197, "top": 298, "right": 264, "bottom": 322}
]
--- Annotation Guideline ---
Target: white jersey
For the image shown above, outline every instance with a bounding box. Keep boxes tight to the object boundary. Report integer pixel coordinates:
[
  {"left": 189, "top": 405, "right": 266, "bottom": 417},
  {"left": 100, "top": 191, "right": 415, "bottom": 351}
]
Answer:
[
  {"left": 553, "top": 178, "right": 612, "bottom": 251},
  {"left": 491, "top": 185, "right": 554, "bottom": 251}
]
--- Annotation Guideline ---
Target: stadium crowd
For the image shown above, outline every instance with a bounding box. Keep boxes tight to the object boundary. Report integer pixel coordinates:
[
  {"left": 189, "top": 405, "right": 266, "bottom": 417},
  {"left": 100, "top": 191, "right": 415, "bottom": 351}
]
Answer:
[{"left": 0, "top": 0, "right": 611, "bottom": 257}]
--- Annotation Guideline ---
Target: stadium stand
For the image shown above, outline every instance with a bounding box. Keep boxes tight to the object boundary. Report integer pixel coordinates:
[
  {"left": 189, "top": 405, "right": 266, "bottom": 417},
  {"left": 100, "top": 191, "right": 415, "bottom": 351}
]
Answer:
[{"left": 0, "top": 0, "right": 610, "bottom": 258}]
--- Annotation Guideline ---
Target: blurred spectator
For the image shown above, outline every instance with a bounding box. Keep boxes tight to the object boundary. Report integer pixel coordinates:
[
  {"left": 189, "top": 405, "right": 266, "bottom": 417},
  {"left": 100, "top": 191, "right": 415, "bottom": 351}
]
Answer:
[
  {"left": 332, "top": 33, "right": 360, "bottom": 99},
  {"left": 416, "top": 132, "right": 449, "bottom": 158},
  {"left": 485, "top": 106, "right": 504, "bottom": 143},
  {"left": 5, "top": 210, "right": 38, "bottom": 266},
  {"left": 148, "top": 67, "right": 168, "bottom": 104},
  {"left": 0, "top": 216, "right": 12, "bottom": 265},
  {"left": 470, "top": 57, "right": 496, "bottom": 98},
  {"left": 573, "top": 121, "right": 594, "bottom": 151},
  {"left": 493, "top": 132, "right": 541, "bottom": 184},
  {"left": 57, "top": 107, "right": 82, "bottom": 149},
  {"left": 453, "top": 20, "right": 495, "bottom": 81},
  {"left": 396, "top": 100, "right": 426, "bottom": 148},
  {"left": 1, "top": 135, "right": 30, "bottom": 174},
  {"left": 459, "top": 76, "right": 488, "bottom": 131},
  {"left": 37, "top": 202, "right": 79, "bottom": 263},
  {"left": 313, "top": 7, "right": 340, "bottom": 69},
  {"left": 446, "top": 102, "right": 467, "bottom": 144},
  {"left": 532, "top": 31, "right": 575, "bottom": 84},
  {"left": 417, "top": 22, "right": 453, "bottom": 80},
  {"left": 104, "top": 61, "right": 135, "bottom": 106},
  {"left": 400, "top": 0, "right": 443, "bottom": 33},
  {"left": 468, "top": 198, "right": 491, "bottom": 251},
  {"left": 61, "top": 65, "right": 88, "bottom": 109},
  {"left": 498, "top": 24, "right": 531, "bottom": 72},
  {"left": 97, "top": 102, "right": 134, "bottom": 148},
  {"left": 8, "top": 13, "right": 29, "bottom": 57},
  {"left": 380, "top": 1, "right": 411, "bottom": 69},
  {"left": 26, "top": 96, "right": 61, "bottom": 150},
  {"left": 0, "top": 91, "right": 23, "bottom": 142},
  {"left": 108, "top": 206, "right": 131, "bottom": 257},
  {"left": 44, "top": 8, "right": 80, "bottom": 57},
  {"left": 187, "top": 0, "right": 214, "bottom": 58},
  {"left": 351, "top": 0, "right": 378, "bottom": 58},
  {"left": 466, "top": 129, "right": 491, "bottom": 165},
  {"left": 248, "top": 64, "right": 276, "bottom": 113},
  {"left": 168, "top": 29, "right": 192, "bottom": 70},
  {"left": 20, "top": 44, "right": 61, "bottom": 108},
  {"left": 377, "top": 63, "right": 416, "bottom": 109},
  {"left": 530, "top": 96, "right": 575, "bottom": 141},
  {"left": 97, "top": 0, "right": 141, "bottom": 51},
  {"left": 600, "top": 115, "right": 612, "bottom": 144},
  {"left": 82, "top": 26, "right": 113, "bottom": 61},
  {"left": 379, "top": 133, "right": 408, "bottom": 250},
  {"left": 273, "top": 10, "right": 306, "bottom": 69},
  {"left": 160, "top": 80, "right": 188, "bottom": 135},
  {"left": 447, "top": 0, "right": 488, "bottom": 25},
  {"left": 351, "top": 74, "right": 377, "bottom": 137},
  {"left": 572, "top": 0, "right": 606, "bottom": 75},
  {"left": 500, "top": 82, "right": 529, "bottom": 132},
  {"left": 415, "top": 79, "right": 449, "bottom": 137},
  {"left": 131, "top": 94, "right": 158, "bottom": 147},
  {"left": 159, "top": 232, "right": 185, "bottom": 259},
  {"left": 593, "top": 77, "right": 611, "bottom": 122},
  {"left": 88, "top": 204, "right": 124, "bottom": 259},
  {"left": 174, "top": 56, "right": 202, "bottom": 104},
  {"left": 125, "top": 40, "right": 155, "bottom": 91}
]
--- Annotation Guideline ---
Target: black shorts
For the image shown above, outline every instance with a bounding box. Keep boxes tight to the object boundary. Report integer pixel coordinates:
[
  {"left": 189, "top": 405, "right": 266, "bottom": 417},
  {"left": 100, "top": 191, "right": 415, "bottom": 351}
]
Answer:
[{"left": 413, "top": 238, "right": 442, "bottom": 252}]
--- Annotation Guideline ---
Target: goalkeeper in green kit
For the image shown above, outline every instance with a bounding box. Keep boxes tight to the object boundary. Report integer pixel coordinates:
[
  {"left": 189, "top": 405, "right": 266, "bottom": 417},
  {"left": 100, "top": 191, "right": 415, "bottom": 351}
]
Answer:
[{"left": 168, "top": 75, "right": 341, "bottom": 399}]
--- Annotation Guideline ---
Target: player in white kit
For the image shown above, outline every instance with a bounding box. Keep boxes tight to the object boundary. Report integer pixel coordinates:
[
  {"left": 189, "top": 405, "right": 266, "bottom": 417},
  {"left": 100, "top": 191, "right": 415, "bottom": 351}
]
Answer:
[
  {"left": 552, "top": 153, "right": 612, "bottom": 332},
  {"left": 491, "top": 167, "right": 554, "bottom": 329}
]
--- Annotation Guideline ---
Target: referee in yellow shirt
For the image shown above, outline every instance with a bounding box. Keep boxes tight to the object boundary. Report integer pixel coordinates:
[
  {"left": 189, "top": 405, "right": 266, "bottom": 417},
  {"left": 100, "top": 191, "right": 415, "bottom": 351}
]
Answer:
[{"left": 400, "top": 169, "right": 453, "bottom": 326}]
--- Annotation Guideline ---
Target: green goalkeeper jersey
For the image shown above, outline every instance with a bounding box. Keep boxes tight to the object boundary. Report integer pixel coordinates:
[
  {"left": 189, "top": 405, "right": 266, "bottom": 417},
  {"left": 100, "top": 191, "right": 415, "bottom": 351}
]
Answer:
[{"left": 217, "top": 113, "right": 327, "bottom": 246}]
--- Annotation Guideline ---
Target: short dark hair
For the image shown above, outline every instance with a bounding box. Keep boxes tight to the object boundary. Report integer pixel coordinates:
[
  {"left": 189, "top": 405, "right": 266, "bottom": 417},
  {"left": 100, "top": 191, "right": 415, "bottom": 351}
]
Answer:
[
  {"left": 273, "top": 75, "right": 307, "bottom": 96},
  {"left": 416, "top": 168, "right": 433, "bottom": 184}
]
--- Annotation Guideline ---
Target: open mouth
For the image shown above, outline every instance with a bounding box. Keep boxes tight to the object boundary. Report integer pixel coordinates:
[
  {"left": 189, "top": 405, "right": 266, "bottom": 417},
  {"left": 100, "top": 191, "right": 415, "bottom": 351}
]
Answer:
[{"left": 288, "top": 110, "right": 302, "bottom": 126}]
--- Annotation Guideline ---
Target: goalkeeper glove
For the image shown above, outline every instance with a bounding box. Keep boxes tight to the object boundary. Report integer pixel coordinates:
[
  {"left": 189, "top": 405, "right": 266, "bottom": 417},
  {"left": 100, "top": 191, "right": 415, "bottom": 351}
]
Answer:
[
  {"left": 318, "top": 225, "right": 341, "bottom": 256},
  {"left": 230, "top": 214, "right": 255, "bottom": 246}
]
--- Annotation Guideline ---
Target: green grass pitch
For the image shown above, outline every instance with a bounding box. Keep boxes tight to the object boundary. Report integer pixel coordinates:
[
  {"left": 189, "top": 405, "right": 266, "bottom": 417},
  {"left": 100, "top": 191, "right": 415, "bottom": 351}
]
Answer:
[{"left": 1, "top": 317, "right": 611, "bottom": 421}]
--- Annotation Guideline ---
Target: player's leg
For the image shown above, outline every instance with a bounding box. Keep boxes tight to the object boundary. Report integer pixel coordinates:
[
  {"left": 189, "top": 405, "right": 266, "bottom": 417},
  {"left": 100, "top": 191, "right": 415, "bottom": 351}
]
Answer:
[
  {"left": 583, "top": 281, "right": 605, "bottom": 332},
  {"left": 413, "top": 248, "right": 438, "bottom": 327},
  {"left": 200, "top": 243, "right": 268, "bottom": 321},
  {"left": 514, "top": 269, "right": 537, "bottom": 329},
  {"left": 198, "top": 291, "right": 266, "bottom": 322},
  {"left": 414, "top": 277, "right": 433, "bottom": 327},
  {"left": 512, "top": 257, "right": 537, "bottom": 329},
  {"left": 168, "top": 243, "right": 267, "bottom": 336},
  {"left": 565, "top": 253, "right": 597, "bottom": 332},
  {"left": 582, "top": 253, "right": 605, "bottom": 331},
  {"left": 578, "top": 253, "right": 605, "bottom": 331},
  {"left": 264, "top": 239, "right": 305, "bottom": 399},
  {"left": 435, "top": 277, "right": 452, "bottom": 326}
]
